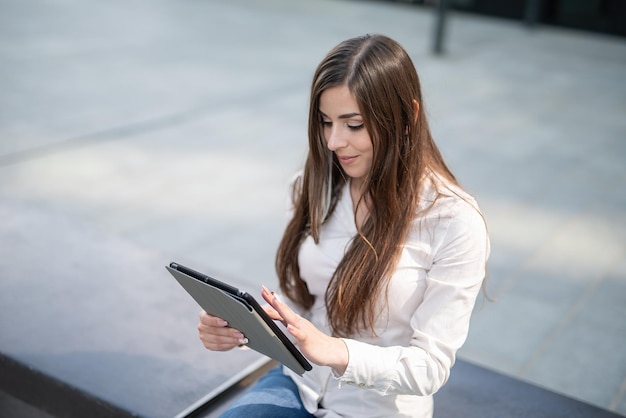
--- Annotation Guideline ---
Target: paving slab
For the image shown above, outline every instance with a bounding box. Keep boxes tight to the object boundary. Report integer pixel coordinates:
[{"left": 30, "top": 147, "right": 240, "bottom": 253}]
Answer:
[
  {"left": 1, "top": 0, "right": 625, "bottom": 415},
  {"left": 0, "top": 198, "right": 267, "bottom": 417}
]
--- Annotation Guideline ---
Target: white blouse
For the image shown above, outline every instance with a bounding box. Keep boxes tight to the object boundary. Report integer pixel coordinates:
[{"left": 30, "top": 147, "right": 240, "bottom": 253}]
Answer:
[{"left": 283, "top": 174, "right": 490, "bottom": 418}]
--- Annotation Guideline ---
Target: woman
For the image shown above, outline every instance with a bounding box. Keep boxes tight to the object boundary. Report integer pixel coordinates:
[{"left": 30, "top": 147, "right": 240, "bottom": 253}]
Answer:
[{"left": 198, "top": 34, "right": 489, "bottom": 418}]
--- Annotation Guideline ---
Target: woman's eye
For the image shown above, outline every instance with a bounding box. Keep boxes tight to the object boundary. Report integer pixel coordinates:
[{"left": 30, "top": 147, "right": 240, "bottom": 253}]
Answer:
[
  {"left": 321, "top": 120, "right": 332, "bottom": 127},
  {"left": 348, "top": 123, "right": 364, "bottom": 130}
]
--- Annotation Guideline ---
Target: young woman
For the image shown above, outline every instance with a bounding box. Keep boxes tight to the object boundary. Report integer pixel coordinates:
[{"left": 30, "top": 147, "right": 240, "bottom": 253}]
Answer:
[{"left": 198, "top": 34, "right": 489, "bottom": 418}]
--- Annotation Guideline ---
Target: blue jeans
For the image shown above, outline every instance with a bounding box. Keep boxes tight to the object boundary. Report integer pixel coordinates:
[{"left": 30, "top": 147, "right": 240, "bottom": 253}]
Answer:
[{"left": 219, "top": 367, "right": 315, "bottom": 418}]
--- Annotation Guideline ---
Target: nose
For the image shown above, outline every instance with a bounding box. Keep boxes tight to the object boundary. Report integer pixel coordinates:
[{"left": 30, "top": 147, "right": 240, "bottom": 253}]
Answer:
[{"left": 326, "top": 126, "right": 346, "bottom": 151}]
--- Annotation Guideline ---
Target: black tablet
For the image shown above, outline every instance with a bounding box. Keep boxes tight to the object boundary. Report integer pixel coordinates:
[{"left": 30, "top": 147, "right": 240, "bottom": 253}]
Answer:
[{"left": 166, "top": 262, "right": 311, "bottom": 375}]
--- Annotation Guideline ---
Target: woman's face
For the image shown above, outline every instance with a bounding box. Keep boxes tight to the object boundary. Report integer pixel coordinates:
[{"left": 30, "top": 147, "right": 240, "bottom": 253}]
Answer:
[{"left": 319, "top": 85, "right": 373, "bottom": 189}]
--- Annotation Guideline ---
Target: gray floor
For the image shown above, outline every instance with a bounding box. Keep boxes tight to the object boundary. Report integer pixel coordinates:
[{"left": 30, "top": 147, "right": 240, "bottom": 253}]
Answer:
[{"left": 1, "top": 0, "right": 625, "bottom": 415}]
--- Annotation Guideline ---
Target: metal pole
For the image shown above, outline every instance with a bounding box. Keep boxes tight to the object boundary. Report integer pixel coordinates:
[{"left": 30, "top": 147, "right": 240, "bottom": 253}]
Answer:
[
  {"left": 524, "top": 0, "right": 541, "bottom": 27},
  {"left": 433, "top": 0, "right": 450, "bottom": 55}
]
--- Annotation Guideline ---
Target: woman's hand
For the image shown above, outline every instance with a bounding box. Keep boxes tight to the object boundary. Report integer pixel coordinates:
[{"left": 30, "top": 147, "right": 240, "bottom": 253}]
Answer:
[
  {"left": 261, "top": 286, "right": 349, "bottom": 375},
  {"left": 197, "top": 310, "right": 248, "bottom": 351}
]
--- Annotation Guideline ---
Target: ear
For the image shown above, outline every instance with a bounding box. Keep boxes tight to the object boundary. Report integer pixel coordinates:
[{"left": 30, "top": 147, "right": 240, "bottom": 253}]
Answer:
[
  {"left": 412, "top": 99, "right": 420, "bottom": 124},
  {"left": 405, "top": 99, "right": 421, "bottom": 135}
]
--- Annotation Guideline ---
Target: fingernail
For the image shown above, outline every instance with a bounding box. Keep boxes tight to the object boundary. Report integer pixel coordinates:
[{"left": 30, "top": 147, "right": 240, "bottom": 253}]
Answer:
[
  {"left": 262, "top": 285, "right": 270, "bottom": 293},
  {"left": 218, "top": 319, "right": 228, "bottom": 327},
  {"left": 239, "top": 338, "right": 249, "bottom": 345},
  {"left": 234, "top": 331, "right": 244, "bottom": 338}
]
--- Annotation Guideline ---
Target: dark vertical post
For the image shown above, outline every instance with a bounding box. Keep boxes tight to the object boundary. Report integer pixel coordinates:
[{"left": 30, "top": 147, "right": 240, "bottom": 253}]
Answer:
[
  {"left": 524, "top": 0, "right": 541, "bottom": 27},
  {"left": 433, "top": 0, "right": 450, "bottom": 55}
]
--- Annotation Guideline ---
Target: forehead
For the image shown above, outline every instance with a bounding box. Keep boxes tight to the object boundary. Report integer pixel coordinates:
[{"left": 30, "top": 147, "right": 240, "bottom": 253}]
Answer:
[{"left": 319, "top": 85, "right": 360, "bottom": 114}]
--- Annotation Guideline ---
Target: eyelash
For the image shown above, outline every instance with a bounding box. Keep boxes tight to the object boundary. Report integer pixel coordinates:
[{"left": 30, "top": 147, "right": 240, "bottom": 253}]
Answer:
[{"left": 320, "top": 121, "right": 364, "bottom": 131}]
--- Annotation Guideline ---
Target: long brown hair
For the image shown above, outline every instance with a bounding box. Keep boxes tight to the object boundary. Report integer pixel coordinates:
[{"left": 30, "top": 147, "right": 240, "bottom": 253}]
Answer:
[{"left": 275, "top": 34, "right": 457, "bottom": 337}]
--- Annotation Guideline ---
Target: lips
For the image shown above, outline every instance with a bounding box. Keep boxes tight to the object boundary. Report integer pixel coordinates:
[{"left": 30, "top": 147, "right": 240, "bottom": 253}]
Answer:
[{"left": 337, "top": 155, "right": 358, "bottom": 165}]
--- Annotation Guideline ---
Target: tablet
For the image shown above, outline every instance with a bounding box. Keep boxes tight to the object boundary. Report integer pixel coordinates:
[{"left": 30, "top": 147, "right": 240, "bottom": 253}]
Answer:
[{"left": 165, "top": 262, "right": 311, "bottom": 375}]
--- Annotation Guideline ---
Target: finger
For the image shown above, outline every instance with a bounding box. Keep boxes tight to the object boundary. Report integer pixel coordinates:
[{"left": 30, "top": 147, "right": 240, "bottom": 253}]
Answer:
[
  {"left": 198, "top": 323, "right": 248, "bottom": 348},
  {"left": 197, "top": 311, "right": 248, "bottom": 347},
  {"left": 199, "top": 333, "right": 248, "bottom": 351},
  {"left": 287, "top": 323, "right": 307, "bottom": 342},
  {"left": 199, "top": 310, "right": 228, "bottom": 327},
  {"left": 197, "top": 319, "right": 244, "bottom": 336},
  {"left": 262, "top": 304, "right": 286, "bottom": 325},
  {"left": 261, "top": 285, "right": 275, "bottom": 305},
  {"left": 261, "top": 286, "right": 301, "bottom": 327}
]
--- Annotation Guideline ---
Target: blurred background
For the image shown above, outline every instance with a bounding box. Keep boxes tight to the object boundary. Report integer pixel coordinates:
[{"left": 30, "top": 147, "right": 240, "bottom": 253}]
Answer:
[{"left": 1, "top": 0, "right": 625, "bottom": 416}]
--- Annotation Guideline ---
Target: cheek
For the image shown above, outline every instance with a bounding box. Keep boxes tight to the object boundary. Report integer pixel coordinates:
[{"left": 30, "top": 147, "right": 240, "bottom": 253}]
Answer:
[
  {"left": 362, "top": 136, "right": 375, "bottom": 171},
  {"left": 356, "top": 133, "right": 374, "bottom": 154}
]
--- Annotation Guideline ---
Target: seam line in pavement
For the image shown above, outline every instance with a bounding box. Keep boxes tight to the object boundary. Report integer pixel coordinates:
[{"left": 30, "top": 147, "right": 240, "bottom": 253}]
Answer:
[{"left": 0, "top": 81, "right": 304, "bottom": 168}]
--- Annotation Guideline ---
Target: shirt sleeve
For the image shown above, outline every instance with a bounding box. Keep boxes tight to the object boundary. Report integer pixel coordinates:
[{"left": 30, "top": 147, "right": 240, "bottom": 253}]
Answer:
[{"left": 335, "top": 199, "right": 490, "bottom": 396}]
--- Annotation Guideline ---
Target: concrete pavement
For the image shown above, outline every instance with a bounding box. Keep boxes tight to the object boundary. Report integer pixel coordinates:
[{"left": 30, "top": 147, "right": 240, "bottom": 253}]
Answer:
[{"left": 1, "top": 0, "right": 625, "bottom": 415}]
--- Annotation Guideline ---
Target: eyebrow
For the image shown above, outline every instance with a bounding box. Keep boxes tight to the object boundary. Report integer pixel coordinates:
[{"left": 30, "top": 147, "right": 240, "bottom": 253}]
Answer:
[{"left": 319, "top": 110, "right": 362, "bottom": 119}]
